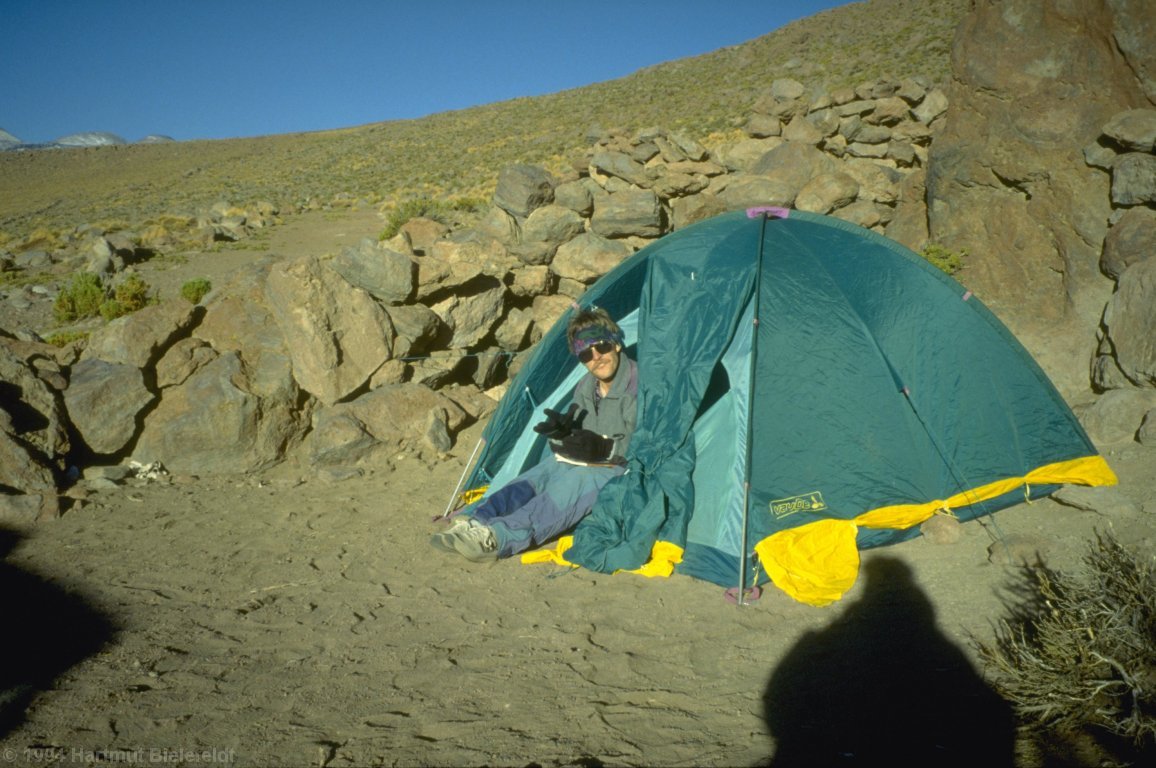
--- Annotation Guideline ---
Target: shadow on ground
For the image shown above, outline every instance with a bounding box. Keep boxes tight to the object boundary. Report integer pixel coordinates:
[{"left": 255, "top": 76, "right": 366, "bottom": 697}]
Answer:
[
  {"left": 0, "top": 524, "right": 117, "bottom": 736},
  {"left": 761, "top": 555, "right": 1015, "bottom": 768}
]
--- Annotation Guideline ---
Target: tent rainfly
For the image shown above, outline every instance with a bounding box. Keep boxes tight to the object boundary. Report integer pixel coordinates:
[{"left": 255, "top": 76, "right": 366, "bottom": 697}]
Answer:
[{"left": 453, "top": 208, "right": 1117, "bottom": 606}]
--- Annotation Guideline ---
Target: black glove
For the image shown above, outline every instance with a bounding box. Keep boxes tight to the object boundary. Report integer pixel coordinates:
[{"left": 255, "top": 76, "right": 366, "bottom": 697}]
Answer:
[
  {"left": 533, "top": 403, "right": 582, "bottom": 439},
  {"left": 554, "top": 428, "right": 614, "bottom": 464}
]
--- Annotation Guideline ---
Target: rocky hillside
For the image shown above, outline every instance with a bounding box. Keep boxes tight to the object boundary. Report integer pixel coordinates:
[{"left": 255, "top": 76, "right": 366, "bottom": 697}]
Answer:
[
  {"left": 2, "top": 0, "right": 1155, "bottom": 527},
  {"left": 0, "top": 0, "right": 968, "bottom": 242}
]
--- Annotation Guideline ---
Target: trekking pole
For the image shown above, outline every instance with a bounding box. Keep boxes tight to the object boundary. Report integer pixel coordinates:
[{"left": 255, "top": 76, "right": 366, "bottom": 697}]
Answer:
[{"left": 436, "top": 437, "right": 484, "bottom": 522}]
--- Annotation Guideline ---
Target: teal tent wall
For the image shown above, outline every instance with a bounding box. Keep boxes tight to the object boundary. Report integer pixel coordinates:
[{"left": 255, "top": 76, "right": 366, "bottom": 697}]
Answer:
[{"left": 461, "top": 209, "right": 1113, "bottom": 601}]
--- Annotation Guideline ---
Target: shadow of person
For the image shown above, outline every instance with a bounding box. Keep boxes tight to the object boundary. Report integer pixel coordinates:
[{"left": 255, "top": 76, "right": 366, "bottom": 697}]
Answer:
[
  {"left": 0, "top": 524, "right": 118, "bottom": 736},
  {"left": 761, "top": 555, "right": 1015, "bottom": 768}
]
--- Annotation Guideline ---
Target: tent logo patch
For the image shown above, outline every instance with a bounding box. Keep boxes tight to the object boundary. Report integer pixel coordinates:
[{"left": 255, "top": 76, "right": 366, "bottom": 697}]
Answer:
[{"left": 770, "top": 491, "right": 827, "bottom": 519}]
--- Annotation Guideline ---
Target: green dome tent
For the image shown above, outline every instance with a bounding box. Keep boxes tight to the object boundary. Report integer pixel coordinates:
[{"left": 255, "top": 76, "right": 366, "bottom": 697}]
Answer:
[{"left": 454, "top": 208, "right": 1116, "bottom": 605}]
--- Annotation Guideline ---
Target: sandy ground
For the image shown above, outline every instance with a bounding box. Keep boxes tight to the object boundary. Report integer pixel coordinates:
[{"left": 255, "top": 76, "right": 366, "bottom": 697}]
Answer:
[{"left": 1, "top": 210, "right": 1154, "bottom": 767}]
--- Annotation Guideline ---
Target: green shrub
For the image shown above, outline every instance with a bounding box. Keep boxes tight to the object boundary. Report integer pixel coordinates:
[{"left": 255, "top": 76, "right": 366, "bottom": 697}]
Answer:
[
  {"left": 920, "top": 243, "right": 965, "bottom": 274},
  {"left": 378, "top": 196, "right": 487, "bottom": 240},
  {"left": 99, "top": 274, "right": 153, "bottom": 321},
  {"left": 180, "top": 278, "right": 212, "bottom": 304},
  {"left": 53, "top": 273, "right": 107, "bottom": 323},
  {"left": 44, "top": 330, "right": 90, "bottom": 347}
]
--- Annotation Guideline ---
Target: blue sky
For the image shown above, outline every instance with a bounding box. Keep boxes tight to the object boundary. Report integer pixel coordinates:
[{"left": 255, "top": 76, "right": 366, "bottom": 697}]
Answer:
[{"left": 3, "top": 0, "right": 852, "bottom": 144}]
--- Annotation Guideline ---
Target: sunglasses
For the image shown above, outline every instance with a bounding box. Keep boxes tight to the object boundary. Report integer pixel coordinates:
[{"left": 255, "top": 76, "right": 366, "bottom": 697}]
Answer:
[{"left": 577, "top": 340, "right": 616, "bottom": 363}]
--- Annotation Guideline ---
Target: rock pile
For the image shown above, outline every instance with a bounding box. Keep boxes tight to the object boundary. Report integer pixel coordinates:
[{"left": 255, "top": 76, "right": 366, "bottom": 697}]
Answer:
[
  {"left": 2, "top": 0, "right": 1155, "bottom": 524},
  {"left": 1085, "top": 108, "right": 1156, "bottom": 443},
  {"left": 0, "top": 202, "right": 281, "bottom": 284},
  {"left": 0, "top": 76, "right": 957, "bottom": 522}
]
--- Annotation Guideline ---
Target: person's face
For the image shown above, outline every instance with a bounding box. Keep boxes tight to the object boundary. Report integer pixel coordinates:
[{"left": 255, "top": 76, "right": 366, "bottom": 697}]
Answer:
[{"left": 580, "top": 340, "right": 621, "bottom": 383}]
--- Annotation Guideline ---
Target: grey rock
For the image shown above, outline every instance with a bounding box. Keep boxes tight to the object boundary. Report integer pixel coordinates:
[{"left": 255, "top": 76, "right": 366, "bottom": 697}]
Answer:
[
  {"left": 911, "top": 88, "right": 949, "bottom": 124},
  {"left": 155, "top": 337, "right": 218, "bottom": 389},
  {"left": 0, "top": 340, "right": 71, "bottom": 459},
  {"left": 590, "top": 189, "right": 665, "bottom": 238},
  {"left": 329, "top": 238, "right": 415, "bottom": 305},
  {"left": 304, "top": 383, "right": 468, "bottom": 466},
  {"left": 265, "top": 255, "right": 394, "bottom": 406},
  {"left": 718, "top": 176, "right": 797, "bottom": 210},
  {"left": 1102, "top": 108, "right": 1156, "bottom": 151},
  {"left": 1052, "top": 484, "right": 1142, "bottom": 518},
  {"left": 399, "top": 217, "right": 449, "bottom": 256},
  {"left": 590, "top": 151, "right": 652, "bottom": 188},
  {"left": 514, "top": 205, "right": 586, "bottom": 266},
  {"left": 430, "top": 277, "right": 507, "bottom": 349},
  {"left": 552, "top": 233, "right": 634, "bottom": 285},
  {"left": 1079, "top": 388, "right": 1156, "bottom": 445},
  {"left": 1100, "top": 257, "right": 1156, "bottom": 386},
  {"left": 63, "top": 358, "right": 155, "bottom": 455},
  {"left": 553, "top": 179, "right": 595, "bottom": 216},
  {"left": 80, "top": 300, "right": 197, "bottom": 369},
  {"left": 715, "top": 137, "right": 784, "bottom": 173},
  {"left": 1101, "top": 206, "right": 1156, "bottom": 280},
  {"left": 751, "top": 142, "right": 838, "bottom": 200},
  {"left": 493, "top": 164, "right": 556, "bottom": 218},
  {"left": 794, "top": 172, "right": 860, "bottom": 214},
  {"left": 133, "top": 351, "right": 306, "bottom": 474},
  {"left": 194, "top": 259, "right": 298, "bottom": 402},
  {"left": 1110, "top": 153, "right": 1156, "bottom": 206}
]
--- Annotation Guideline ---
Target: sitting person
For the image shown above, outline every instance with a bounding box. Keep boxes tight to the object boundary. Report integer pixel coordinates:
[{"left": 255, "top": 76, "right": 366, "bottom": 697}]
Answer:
[{"left": 431, "top": 307, "right": 638, "bottom": 562}]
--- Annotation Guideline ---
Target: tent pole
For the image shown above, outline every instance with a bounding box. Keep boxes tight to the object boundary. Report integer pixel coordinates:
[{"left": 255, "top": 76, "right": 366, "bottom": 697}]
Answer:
[
  {"left": 436, "top": 436, "right": 485, "bottom": 522},
  {"left": 737, "top": 212, "right": 771, "bottom": 606}
]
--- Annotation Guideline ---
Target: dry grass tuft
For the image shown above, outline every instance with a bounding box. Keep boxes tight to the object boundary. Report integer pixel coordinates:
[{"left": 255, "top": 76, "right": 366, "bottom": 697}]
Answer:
[{"left": 974, "top": 531, "right": 1156, "bottom": 760}]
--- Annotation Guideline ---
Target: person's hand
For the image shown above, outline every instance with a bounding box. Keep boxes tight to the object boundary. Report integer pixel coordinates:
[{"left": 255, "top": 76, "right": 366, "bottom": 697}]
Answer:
[
  {"left": 533, "top": 403, "right": 582, "bottom": 439},
  {"left": 554, "top": 429, "right": 613, "bottom": 464}
]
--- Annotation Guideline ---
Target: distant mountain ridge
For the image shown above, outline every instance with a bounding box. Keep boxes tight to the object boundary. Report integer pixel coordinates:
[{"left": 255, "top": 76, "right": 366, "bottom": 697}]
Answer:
[{"left": 0, "top": 129, "right": 174, "bottom": 152}]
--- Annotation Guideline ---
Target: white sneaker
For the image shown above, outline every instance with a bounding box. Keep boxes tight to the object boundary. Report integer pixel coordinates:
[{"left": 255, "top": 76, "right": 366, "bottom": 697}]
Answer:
[
  {"left": 430, "top": 517, "right": 473, "bottom": 553},
  {"left": 451, "top": 519, "right": 498, "bottom": 562}
]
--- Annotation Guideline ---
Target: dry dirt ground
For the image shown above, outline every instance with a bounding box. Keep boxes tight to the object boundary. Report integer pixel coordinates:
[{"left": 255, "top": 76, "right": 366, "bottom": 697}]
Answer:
[{"left": 1, "top": 210, "right": 1154, "bottom": 767}]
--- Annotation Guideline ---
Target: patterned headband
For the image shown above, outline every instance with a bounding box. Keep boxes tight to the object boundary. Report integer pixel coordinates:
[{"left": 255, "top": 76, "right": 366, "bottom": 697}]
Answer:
[{"left": 570, "top": 325, "right": 623, "bottom": 357}]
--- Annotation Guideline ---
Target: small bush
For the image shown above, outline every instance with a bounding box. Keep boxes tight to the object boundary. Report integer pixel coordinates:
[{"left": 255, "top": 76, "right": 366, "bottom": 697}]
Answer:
[
  {"left": 53, "top": 273, "right": 107, "bottom": 323},
  {"left": 180, "top": 278, "right": 212, "bottom": 304},
  {"left": 973, "top": 531, "right": 1156, "bottom": 758},
  {"left": 99, "top": 273, "right": 153, "bottom": 321},
  {"left": 44, "top": 330, "right": 90, "bottom": 348},
  {"left": 378, "top": 196, "right": 487, "bottom": 240},
  {"left": 921, "top": 243, "right": 965, "bottom": 274}
]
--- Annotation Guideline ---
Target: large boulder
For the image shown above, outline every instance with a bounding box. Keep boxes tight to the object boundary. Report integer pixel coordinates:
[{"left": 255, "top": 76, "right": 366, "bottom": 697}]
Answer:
[
  {"left": 63, "top": 358, "right": 154, "bottom": 456},
  {"left": 750, "top": 142, "right": 839, "bottom": 195},
  {"left": 493, "top": 164, "right": 555, "bottom": 219},
  {"left": 551, "top": 233, "right": 634, "bottom": 284},
  {"left": 510, "top": 205, "right": 586, "bottom": 266},
  {"left": 0, "top": 342, "right": 66, "bottom": 520},
  {"left": 194, "top": 260, "right": 298, "bottom": 403},
  {"left": 0, "top": 428, "right": 58, "bottom": 522},
  {"left": 133, "top": 352, "right": 306, "bottom": 474},
  {"left": 265, "top": 255, "right": 395, "bottom": 406},
  {"left": 80, "top": 300, "right": 198, "bottom": 369},
  {"left": 1110, "top": 153, "right": 1156, "bottom": 206},
  {"left": 925, "top": 0, "right": 1152, "bottom": 369},
  {"left": 1101, "top": 206, "right": 1156, "bottom": 280},
  {"left": 1098, "top": 257, "right": 1156, "bottom": 388},
  {"left": 0, "top": 339, "right": 70, "bottom": 460},
  {"left": 303, "top": 383, "right": 470, "bottom": 466},
  {"left": 590, "top": 189, "right": 665, "bottom": 238},
  {"left": 328, "top": 238, "right": 415, "bottom": 305},
  {"left": 416, "top": 237, "right": 513, "bottom": 301},
  {"left": 429, "top": 277, "right": 507, "bottom": 349}
]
